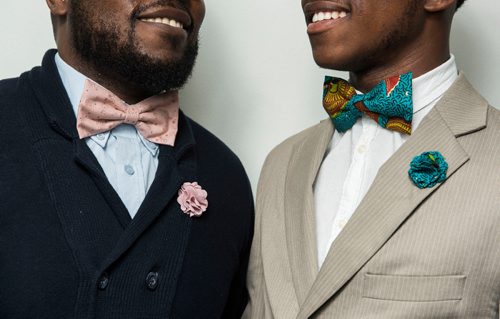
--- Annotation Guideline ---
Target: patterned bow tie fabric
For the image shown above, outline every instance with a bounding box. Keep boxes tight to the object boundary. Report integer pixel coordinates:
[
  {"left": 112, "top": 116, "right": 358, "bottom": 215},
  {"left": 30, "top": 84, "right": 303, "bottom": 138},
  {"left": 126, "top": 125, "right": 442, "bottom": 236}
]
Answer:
[
  {"left": 77, "top": 80, "right": 179, "bottom": 146},
  {"left": 322, "top": 73, "right": 413, "bottom": 135}
]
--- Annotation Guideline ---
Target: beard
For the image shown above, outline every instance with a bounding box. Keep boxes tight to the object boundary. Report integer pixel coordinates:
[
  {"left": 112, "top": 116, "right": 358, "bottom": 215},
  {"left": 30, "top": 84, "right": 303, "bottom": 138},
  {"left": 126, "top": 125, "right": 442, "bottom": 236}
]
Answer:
[{"left": 70, "top": 1, "right": 199, "bottom": 95}]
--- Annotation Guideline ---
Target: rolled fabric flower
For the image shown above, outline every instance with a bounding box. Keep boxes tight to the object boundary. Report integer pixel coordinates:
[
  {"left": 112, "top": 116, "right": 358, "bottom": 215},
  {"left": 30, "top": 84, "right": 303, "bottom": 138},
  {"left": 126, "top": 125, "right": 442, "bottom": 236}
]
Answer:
[
  {"left": 177, "top": 182, "right": 208, "bottom": 217},
  {"left": 408, "top": 151, "right": 448, "bottom": 189}
]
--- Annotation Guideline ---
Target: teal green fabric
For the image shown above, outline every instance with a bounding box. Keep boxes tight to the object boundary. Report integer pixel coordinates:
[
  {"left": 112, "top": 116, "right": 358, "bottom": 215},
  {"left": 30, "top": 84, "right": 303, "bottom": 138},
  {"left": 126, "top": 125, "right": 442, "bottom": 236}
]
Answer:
[
  {"left": 408, "top": 151, "right": 448, "bottom": 189},
  {"left": 323, "top": 72, "right": 413, "bottom": 134}
]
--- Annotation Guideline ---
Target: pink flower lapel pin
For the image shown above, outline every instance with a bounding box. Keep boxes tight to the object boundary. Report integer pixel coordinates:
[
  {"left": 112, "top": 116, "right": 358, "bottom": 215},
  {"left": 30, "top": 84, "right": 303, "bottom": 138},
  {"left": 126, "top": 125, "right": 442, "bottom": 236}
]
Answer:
[{"left": 177, "top": 182, "right": 208, "bottom": 218}]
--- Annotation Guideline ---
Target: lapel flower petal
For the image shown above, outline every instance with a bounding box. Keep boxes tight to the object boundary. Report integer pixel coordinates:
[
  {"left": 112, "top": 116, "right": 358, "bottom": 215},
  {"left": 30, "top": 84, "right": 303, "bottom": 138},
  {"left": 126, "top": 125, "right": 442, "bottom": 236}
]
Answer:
[
  {"left": 408, "top": 151, "right": 448, "bottom": 189},
  {"left": 177, "top": 182, "right": 208, "bottom": 217}
]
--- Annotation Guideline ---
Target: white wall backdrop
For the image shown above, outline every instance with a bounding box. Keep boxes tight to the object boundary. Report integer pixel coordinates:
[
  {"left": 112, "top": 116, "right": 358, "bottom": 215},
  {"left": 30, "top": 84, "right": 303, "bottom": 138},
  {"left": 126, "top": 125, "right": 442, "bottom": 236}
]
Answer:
[{"left": 1, "top": 1, "right": 499, "bottom": 190}]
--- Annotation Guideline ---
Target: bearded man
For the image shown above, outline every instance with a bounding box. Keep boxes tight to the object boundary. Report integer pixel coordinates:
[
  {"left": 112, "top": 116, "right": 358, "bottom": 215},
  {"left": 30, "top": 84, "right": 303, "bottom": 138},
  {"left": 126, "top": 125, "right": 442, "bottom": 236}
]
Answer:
[
  {"left": 245, "top": 0, "right": 500, "bottom": 318},
  {"left": 0, "top": 0, "right": 253, "bottom": 318}
]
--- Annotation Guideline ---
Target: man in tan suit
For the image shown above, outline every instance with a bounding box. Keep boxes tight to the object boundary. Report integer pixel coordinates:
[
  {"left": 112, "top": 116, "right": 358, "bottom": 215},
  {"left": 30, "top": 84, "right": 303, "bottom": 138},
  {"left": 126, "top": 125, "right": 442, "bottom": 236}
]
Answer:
[{"left": 245, "top": 0, "right": 500, "bottom": 318}]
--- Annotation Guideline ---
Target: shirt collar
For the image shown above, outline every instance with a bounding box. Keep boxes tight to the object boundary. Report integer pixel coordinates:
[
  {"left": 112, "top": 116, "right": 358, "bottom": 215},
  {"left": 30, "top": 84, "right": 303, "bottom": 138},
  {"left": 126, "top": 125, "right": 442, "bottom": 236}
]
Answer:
[
  {"left": 54, "top": 53, "right": 159, "bottom": 155},
  {"left": 412, "top": 54, "right": 458, "bottom": 114},
  {"left": 54, "top": 53, "right": 86, "bottom": 116},
  {"left": 352, "top": 55, "right": 458, "bottom": 131}
]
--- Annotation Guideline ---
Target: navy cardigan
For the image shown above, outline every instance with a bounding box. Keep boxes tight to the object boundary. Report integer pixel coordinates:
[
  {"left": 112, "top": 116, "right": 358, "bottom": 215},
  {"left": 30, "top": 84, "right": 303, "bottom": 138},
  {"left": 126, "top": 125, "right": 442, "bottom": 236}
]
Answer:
[{"left": 0, "top": 50, "right": 254, "bottom": 319}]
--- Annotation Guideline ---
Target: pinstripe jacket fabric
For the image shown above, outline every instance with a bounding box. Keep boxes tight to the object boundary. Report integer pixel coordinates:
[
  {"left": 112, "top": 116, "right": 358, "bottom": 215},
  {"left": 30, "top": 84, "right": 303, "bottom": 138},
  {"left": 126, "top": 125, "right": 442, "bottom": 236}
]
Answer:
[{"left": 244, "top": 74, "right": 500, "bottom": 318}]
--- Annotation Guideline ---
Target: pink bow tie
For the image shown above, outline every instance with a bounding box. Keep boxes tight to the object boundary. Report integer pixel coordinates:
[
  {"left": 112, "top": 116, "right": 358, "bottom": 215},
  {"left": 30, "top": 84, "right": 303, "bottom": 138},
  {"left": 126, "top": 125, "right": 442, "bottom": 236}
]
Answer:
[{"left": 76, "top": 79, "right": 179, "bottom": 146}]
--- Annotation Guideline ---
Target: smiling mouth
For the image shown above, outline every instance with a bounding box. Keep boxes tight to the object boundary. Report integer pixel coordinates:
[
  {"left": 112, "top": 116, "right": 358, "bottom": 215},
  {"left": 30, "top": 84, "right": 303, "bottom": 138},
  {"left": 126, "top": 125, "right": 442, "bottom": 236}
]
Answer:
[
  {"left": 310, "top": 10, "right": 348, "bottom": 24},
  {"left": 139, "top": 17, "right": 185, "bottom": 30}
]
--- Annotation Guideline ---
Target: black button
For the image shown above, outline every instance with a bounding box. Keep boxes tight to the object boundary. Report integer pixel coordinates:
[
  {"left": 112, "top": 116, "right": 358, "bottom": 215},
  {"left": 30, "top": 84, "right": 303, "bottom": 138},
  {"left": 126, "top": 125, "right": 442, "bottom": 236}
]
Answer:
[
  {"left": 98, "top": 274, "right": 109, "bottom": 290},
  {"left": 146, "top": 272, "right": 159, "bottom": 291}
]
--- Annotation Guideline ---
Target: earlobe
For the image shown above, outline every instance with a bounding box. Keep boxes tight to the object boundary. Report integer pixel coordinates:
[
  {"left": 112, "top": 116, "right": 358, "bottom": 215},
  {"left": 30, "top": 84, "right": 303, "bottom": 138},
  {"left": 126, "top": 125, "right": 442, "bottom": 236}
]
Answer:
[
  {"left": 424, "top": 0, "right": 456, "bottom": 12},
  {"left": 46, "top": 0, "right": 68, "bottom": 16}
]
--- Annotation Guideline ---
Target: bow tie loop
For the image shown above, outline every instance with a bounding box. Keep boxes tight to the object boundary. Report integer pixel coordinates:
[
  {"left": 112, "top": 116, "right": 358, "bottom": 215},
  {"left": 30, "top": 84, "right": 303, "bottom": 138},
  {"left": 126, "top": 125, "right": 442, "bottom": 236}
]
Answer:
[
  {"left": 122, "top": 107, "right": 141, "bottom": 125},
  {"left": 322, "top": 73, "right": 413, "bottom": 135}
]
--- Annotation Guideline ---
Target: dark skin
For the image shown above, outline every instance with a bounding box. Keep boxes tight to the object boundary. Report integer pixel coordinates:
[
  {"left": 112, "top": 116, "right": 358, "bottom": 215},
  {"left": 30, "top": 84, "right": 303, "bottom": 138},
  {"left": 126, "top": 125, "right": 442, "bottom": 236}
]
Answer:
[
  {"left": 301, "top": 0, "right": 457, "bottom": 92},
  {"left": 46, "top": 0, "right": 206, "bottom": 104}
]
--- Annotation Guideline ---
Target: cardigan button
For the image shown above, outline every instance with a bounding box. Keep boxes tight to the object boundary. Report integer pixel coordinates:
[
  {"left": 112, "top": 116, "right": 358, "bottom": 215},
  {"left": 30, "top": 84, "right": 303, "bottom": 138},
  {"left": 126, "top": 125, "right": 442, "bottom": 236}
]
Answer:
[
  {"left": 98, "top": 274, "right": 109, "bottom": 290},
  {"left": 146, "top": 272, "right": 159, "bottom": 291}
]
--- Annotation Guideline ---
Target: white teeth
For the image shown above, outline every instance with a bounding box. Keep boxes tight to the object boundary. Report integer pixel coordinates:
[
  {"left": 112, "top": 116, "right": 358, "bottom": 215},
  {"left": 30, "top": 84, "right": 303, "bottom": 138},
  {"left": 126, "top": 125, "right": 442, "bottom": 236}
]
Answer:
[
  {"left": 140, "top": 18, "right": 184, "bottom": 29},
  {"left": 311, "top": 11, "right": 348, "bottom": 23}
]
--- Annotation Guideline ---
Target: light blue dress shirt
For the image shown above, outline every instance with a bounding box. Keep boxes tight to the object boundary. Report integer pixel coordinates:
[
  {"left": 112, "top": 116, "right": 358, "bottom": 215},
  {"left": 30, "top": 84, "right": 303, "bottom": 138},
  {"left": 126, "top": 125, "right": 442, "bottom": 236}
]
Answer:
[{"left": 55, "top": 53, "right": 159, "bottom": 218}]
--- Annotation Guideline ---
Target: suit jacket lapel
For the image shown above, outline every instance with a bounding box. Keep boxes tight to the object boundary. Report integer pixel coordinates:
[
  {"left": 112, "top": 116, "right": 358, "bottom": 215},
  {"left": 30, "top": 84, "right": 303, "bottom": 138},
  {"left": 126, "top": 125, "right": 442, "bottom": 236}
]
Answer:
[
  {"left": 284, "top": 119, "right": 333, "bottom": 304},
  {"left": 298, "top": 74, "right": 487, "bottom": 319}
]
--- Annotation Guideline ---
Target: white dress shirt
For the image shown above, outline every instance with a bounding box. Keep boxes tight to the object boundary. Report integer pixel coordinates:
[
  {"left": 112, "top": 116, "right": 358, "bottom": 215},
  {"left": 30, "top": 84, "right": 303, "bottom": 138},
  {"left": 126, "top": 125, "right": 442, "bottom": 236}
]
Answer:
[
  {"left": 314, "top": 56, "right": 459, "bottom": 267},
  {"left": 55, "top": 54, "right": 159, "bottom": 218}
]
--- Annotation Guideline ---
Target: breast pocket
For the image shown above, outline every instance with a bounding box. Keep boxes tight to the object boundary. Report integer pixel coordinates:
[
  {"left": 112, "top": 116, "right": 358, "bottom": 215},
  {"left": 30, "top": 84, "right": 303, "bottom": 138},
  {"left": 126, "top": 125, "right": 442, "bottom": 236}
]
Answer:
[{"left": 362, "top": 273, "right": 466, "bottom": 302}]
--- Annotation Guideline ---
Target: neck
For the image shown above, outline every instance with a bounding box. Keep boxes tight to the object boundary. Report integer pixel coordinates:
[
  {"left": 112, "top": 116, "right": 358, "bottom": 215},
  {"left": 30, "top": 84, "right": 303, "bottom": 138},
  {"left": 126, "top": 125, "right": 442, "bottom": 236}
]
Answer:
[
  {"left": 349, "top": 50, "right": 450, "bottom": 93},
  {"left": 349, "top": 17, "right": 452, "bottom": 93}
]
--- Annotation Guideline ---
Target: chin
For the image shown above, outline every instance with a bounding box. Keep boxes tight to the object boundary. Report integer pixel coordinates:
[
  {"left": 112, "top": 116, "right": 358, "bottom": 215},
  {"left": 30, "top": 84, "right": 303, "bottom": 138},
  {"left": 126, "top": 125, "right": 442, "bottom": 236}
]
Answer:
[
  {"left": 312, "top": 51, "right": 350, "bottom": 71},
  {"left": 309, "top": 41, "right": 359, "bottom": 71}
]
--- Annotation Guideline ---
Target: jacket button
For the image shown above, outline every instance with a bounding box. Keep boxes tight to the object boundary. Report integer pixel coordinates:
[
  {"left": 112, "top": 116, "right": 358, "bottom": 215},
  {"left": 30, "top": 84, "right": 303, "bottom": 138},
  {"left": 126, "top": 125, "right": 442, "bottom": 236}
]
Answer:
[
  {"left": 146, "top": 272, "right": 159, "bottom": 291},
  {"left": 98, "top": 274, "right": 109, "bottom": 290}
]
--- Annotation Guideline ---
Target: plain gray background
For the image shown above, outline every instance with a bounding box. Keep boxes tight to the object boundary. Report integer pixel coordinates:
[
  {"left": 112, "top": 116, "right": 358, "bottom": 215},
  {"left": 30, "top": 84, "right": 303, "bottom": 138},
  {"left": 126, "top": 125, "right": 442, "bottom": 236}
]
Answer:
[{"left": 1, "top": 1, "right": 499, "bottom": 190}]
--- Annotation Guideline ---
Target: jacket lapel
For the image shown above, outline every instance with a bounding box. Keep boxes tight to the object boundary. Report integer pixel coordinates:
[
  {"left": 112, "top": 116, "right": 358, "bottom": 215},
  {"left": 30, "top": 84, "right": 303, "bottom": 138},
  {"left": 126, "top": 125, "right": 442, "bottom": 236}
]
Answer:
[
  {"left": 73, "top": 139, "right": 132, "bottom": 228},
  {"left": 284, "top": 120, "right": 333, "bottom": 304},
  {"left": 297, "top": 74, "right": 488, "bottom": 319}
]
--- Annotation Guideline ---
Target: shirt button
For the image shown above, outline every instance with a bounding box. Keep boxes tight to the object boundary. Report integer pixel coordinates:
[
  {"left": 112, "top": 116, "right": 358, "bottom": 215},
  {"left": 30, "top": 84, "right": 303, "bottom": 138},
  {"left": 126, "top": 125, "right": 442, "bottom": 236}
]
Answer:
[
  {"left": 96, "top": 133, "right": 105, "bottom": 141},
  {"left": 98, "top": 274, "right": 109, "bottom": 290},
  {"left": 124, "top": 165, "right": 135, "bottom": 175},
  {"left": 146, "top": 272, "right": 159, "bottom": 291},
  {"left": 357, "top": 144, "right": 367, "bottom": 154}
]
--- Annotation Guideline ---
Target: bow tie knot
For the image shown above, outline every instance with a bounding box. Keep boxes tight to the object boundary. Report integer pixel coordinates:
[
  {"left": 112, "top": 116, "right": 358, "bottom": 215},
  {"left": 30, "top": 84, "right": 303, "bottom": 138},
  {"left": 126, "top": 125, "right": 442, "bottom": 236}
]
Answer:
[
  {"left": 77, "top": 80, "right": 179, "bottom": 145},
  {"left": 323, "top": 73, "right": 413, "bottom": 135},
  {"left": 123, "top": 107, "right": 141, "bottom": 125}
]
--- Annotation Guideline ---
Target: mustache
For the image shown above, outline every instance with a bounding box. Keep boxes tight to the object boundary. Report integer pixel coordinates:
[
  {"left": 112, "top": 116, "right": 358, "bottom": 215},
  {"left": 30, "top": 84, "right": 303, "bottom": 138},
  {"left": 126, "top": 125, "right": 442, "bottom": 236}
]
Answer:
[{"left": 132, "top": 0, "right": 189, "bottom": 18}]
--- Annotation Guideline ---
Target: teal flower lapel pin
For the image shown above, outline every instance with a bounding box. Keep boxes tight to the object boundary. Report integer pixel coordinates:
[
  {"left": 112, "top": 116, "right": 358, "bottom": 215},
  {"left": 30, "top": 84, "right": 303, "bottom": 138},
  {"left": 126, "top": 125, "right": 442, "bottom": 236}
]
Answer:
[{"left": 408, "top": 151, "right": 448, "bottom": 189}]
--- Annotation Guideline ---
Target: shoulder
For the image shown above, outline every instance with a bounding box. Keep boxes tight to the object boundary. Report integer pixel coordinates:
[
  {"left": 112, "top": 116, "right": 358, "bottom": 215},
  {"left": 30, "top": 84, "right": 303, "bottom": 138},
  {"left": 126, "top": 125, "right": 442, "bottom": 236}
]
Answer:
[
  {"left": 0, "top": 72, "right": 35, "bottom": 126},
  {"left": 488, "top": 105, "right": 500, "bottom": 126},
  {"left": 255, "top": 119, "right": 332, "bottom": 206},
  {"left": 262, "top": 119, "right": 332, "bottom": 174},
  {"left": 0, "top": 67, "right": 40, "bottom": 107},
  {"left": 187, "top": 117, "right": 246, "bottom": 174},
  {"left": 184, "top": 116, "right": 253, "bottom": 207},
  {"left": 0, "top": 77, "right": 22, "bottom": 100}
]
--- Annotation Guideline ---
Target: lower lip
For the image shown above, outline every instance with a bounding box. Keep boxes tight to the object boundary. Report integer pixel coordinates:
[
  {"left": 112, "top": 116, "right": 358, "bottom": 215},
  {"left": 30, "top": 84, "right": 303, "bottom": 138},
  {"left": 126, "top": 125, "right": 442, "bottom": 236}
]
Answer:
[
  {"left": 307, "top": 17, "right": 347, "bottom": 35},
  {"left": 137, "top": 20, "right": 188, "bottom": 36}
]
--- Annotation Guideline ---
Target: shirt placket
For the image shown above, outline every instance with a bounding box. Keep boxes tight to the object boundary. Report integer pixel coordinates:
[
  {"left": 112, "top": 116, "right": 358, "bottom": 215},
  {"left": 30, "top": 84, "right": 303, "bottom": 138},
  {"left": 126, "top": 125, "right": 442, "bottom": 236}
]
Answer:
[
  {"left": 114, "top": 131, "right": 145, "bottom": 217},
  {"left": 327, "top": 119, "right": 377, "bottom": 248}
]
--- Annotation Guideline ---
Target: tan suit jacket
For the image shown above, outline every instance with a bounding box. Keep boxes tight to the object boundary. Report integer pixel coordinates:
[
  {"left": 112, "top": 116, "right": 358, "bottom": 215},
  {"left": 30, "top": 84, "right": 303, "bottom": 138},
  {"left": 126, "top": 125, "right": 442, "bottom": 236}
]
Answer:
[{"left": 244, "top": 75, "right": 500, "bottom": 318}]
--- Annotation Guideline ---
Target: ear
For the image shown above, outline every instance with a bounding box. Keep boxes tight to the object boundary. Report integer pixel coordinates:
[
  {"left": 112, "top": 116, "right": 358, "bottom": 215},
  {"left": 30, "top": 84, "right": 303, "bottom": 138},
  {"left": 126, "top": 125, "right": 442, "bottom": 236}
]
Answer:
[
  {"left": 423, "top": 0, "right": 456, "bottom": 12},
  {"left": 46, "top": 0, "right": 69, "bottom": 16}
]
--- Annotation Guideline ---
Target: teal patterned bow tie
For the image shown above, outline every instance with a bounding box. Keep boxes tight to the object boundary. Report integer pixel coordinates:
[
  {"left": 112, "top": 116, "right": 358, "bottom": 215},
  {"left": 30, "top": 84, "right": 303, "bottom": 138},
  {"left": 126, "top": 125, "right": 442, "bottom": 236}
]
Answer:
[{"left": 322, "top": 73, "right": 413, "bottom": 135}]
